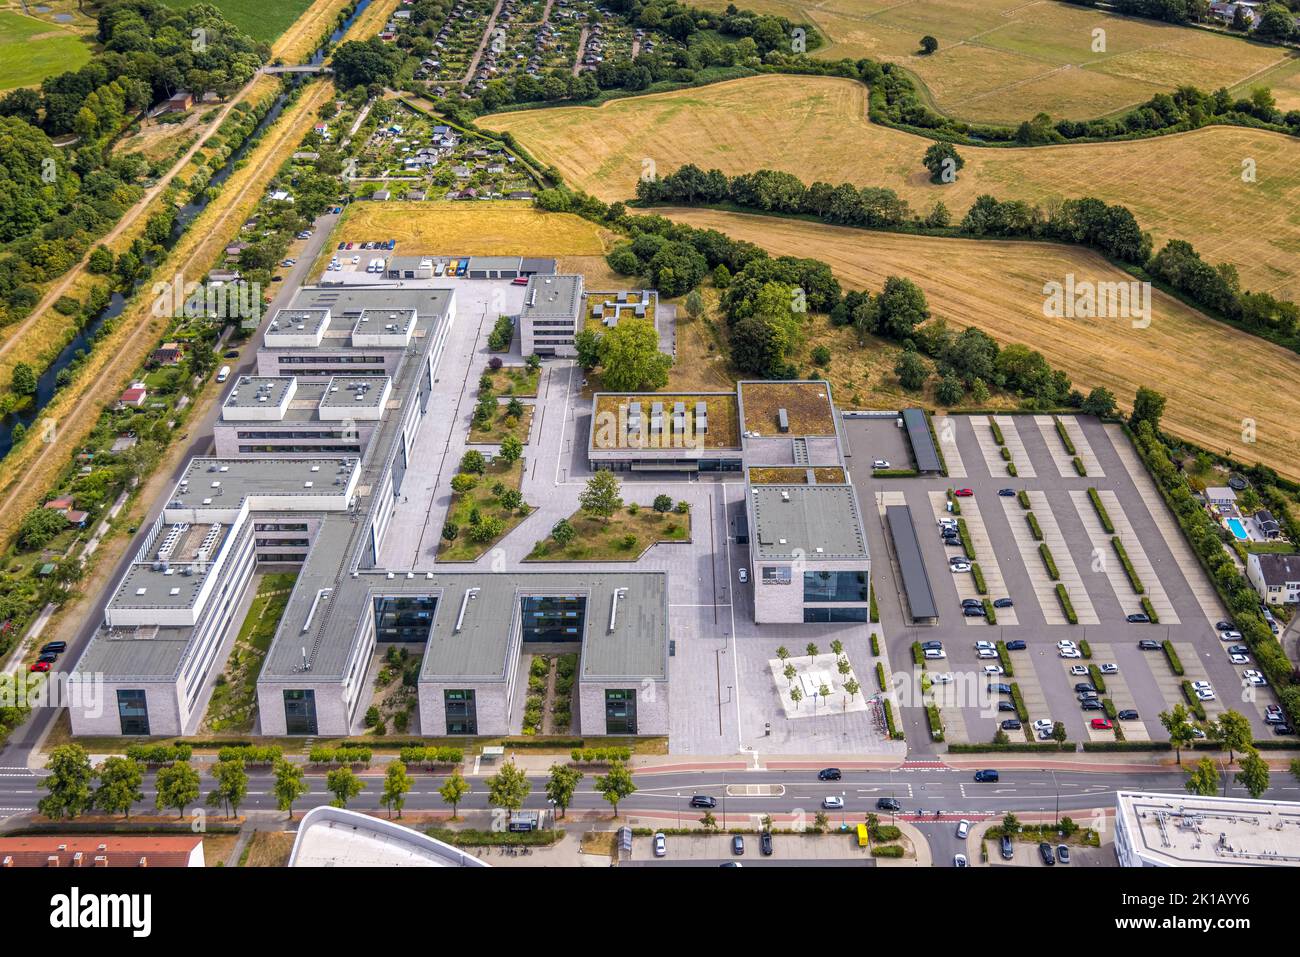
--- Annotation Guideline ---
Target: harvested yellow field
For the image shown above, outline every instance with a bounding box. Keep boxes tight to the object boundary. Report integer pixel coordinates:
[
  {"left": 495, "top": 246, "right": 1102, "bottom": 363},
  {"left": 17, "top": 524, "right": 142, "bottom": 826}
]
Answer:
[
  {"left": 692, "top": 0, "right": 1298, "bottom": 123},
  {"left": 658, "top": 207, "right": 1300, "bottom": 480},
  {"left": 482, "top": 75, "right": 1300, "bottom": 298},
  {"left": 272, "top": 0, "right": 356, "bottom": 63}
]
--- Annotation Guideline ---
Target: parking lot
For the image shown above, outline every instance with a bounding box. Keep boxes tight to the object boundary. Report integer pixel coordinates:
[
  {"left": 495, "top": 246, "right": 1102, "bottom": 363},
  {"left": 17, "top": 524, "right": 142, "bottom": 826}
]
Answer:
[{"left": 844, "top": 413, "right": 1287, "bottom": 749}]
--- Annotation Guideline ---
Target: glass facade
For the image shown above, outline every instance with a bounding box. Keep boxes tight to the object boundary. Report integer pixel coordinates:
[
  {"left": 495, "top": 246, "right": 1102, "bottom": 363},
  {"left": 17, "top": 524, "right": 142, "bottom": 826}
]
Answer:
[
  {"left": 117, "top": 690, "right": 149, "bottom": 735},
  {"left": 803, "top": 606, "right": 870, "bottom": 623},
  {"left": 605, "top": 688, "right": 637, "bottom": 735},
  {"left": 803, "top": 570, "right": 870, "bottom": 603},
  {"left": 444, "top": 689, "right": 477, "bottom": 734},
  {"left": 283, "top": 689, "right": 317, "bottom": 735},
  {"left": 373, "top": 596, "right": 438, "bottom": 643},
  {"left": 520, "top": 595, "right": 586, "bottom": 642}
]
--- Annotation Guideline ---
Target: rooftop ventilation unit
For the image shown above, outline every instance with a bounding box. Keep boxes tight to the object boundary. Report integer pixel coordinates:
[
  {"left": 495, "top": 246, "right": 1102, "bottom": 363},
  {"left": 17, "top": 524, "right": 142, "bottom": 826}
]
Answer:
[
  {"left": 777, "top": 408, "right": 789, "bottom": 433},
  {"left": 455, "top": 587, "right": 480, "bottom": 633},
  {"left": 608, "top": 587, "right": 628, "bottom": 633}
]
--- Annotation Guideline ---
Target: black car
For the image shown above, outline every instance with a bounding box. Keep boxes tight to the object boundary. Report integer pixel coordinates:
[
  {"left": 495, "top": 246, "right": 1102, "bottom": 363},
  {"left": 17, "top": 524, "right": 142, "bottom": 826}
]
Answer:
[
  {"left": 1138, "top": 639, "right": 1161, "bottom": 650},
  {"left": 921, "top": 641, "right": 943, "bottom": 651},
  {"left": 1057, "top": 844, "right": 1070, "bottom": 864},
  {"left": 1117, "top": 709, "right": 1139, "bottom": 721},
  {"left": 1274, "top": 724, "right": 1295, "bottom": 735},
  {"left": 1000, "top": 719, "right": 1022, "bottom": 731},
  {"left": 1126, "top": 613, "right": 1151, "bottom": 624},
  {"left": 760, "top": 832, "right": 773, "bottom": 856},
  {"left": 1000, "top": 834, "right": 1014, "bottom": 861},
  {"left": 961, "top": 598, "right": 982, "bottom": 608},
  {"left": 993, "top": 598, "right": 1014, "bottom": 608},
  {"left": 997, "top": 701, "right": 1017, "bottom": 713},
  {"left": 876, "top": 798, "right": 902, "bottom": 812},
  {"left": 223, "top": 349, "right": 239, "bottom": 359},
  {"left": 988, "top": 683, "right": 1011, "bottom": 695},
  {"left": 1215, "top": 620, "right": 1234, "bottom": 631},
  {"left": 963, "top": 605, "right": 986, "bottom": 617},
  {"left": 1005, "top": 639, "right": 1026, "bottom": 650},
  {"left": 818, "top": 768, "right": 842, "bottom": 781},
  {"left": 944, "top": 538, "right": 964, "bottom": 548},
  {"left": 40, "top": 641, "right": 66, "bottom": 655},
  {"left": 689, "top": 795, "right": 717, "bottom": 809},
  {"left": 973, "top": 769, "right": 999, "bottom": 783},
  {"left": 1228, "top": 645, "right": 1249, "bottom": 655},
  {"left": 1039, "top": 842, "right": 1056, "bottom": 866},
  {"left": 1074, "top": 683, "right": 1096, "bottom": 693},
  {"left": 732, "top": 835, "right": 745, "bottom": 855},
  {"left": 37, "top": 653, "right": 57, "bottom": 664},
  {"left": 1081, "top": 699, "right": 1103, "bottom": 711},
  {"left": 998, "top": 488, "right": 1016, "bottom": 496}
]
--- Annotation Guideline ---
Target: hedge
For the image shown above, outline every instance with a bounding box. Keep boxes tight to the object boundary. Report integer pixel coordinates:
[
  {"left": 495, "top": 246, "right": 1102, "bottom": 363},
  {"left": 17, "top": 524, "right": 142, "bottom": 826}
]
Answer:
[
  {"left": 875, "top": 660, "right": 887, "bottom": 692},
  {"left": 1111, "top": 537, "right": 1145, "bottom": 594},
  {"left": 399, "top": 746, "right": 465, "bottom": 766},
  {"left": 308, "top": 746, "right": 372, "bottom": 765},
  {"left": 1026, "top": 512, "right": 1043, "bottom": 540},
  {"left": 957, "top": 517, "right": 974, "bottom": 559},
  {"left": 124, "top": 744, "right": 193, "bottom": 764},
  {"left": 1009, "top": 683, "right": 1028, "bottom": 722},
  {"left": 948, "top": 741, "right": 1068, "bottom": 753},
  {"left": 869, "top": 586, "right": 879, "bottom": 624},
  {"left": 1102, "top": 698, "right": 1118, "bottom": 720},
  {"left": 1163, "top": 640, "right": 1185, "bottom": 676},
  {"left": 1079, "top": 639, "right": 1091, "bottom": 659},
  {"left": 1017, "top": 489, "right": 1031, "bottom": 509},
  {"left": 911, "top": 641, "right": 924, "bottom": 666},
  {"left": 570, "top": 747, "right": 633, "bottom": 764},
  {"left": 1087, "top": 488, "right": 1114, "bottom": 533},
  {"left": 1006, "top": 462, "right": 1017, "bottom": 477},
  {"left": 989, "top": 417, "right": 1004, "bottom": 445},
  {"left": 870, "top": 632, "right": 879, "bottom": 656},
  {"left": 1054, "top": 417, "right": 1076, "bottom": 455},
  {"left": 1082, "top": 740, "right": 1173, "bottom": 753},
  {"left": 984, "top": 597, "right": 997, "bottom": 626},
  {"left": 871, "top": 844, "right": 905, "bottom": 858},
  {"left": 1000, "top": 445, "right": 1012, "bottom": 461},
  {"left": 872, "top": 468, "right": 919, "bottom": 478},
  {"left": 995, "top": 640, "right": 1012, "bottom": 675},
  {"left": 1180, "top": 681, "right": 1207, "bottom": 721},
  {"left": 946, "top": 488, "right": 961, "bottom": 516},
  {"left": 1141, "top": 596, "right": 1160, "bottom": 623},
  {"left": 925, "top": 704, "right": 945, "bottom": 742},
  {"left": 883, "top": 697, "right": 902, "bottom": 740},
  {"left": 1039, "top": 543, "right": 1060, "bottom": 580},
  {"left": 872, "top": 824, "right": 902, "bottom": 842},
  {"left": 216, "top": 745, "right": 282, "bottom": 765},
  {"left": 1072, "top": 456, "right": 1087, "bottom": 476},
  {"left": 1056, "top": 583, "right": 1078, "bottom": 624},
  {"left": 1087, "top": 664, "right": 1107, "bottom": 694},
  {"left": 971, "top": 562, "right": 987, "bottom": 594}
]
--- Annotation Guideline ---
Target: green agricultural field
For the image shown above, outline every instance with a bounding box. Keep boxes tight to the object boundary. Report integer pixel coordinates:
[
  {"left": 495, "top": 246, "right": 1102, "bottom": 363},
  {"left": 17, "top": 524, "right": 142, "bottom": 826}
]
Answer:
[
  {"left": 0, "top": 10, "right": 93, "bottom": 90},
  {"left": 156, "top": 0, "right": 317, "bottom": 44}
]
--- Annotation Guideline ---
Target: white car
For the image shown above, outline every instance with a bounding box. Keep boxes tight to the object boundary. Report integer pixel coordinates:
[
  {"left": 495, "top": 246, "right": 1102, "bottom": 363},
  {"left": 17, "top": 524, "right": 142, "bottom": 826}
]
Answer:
[
  {"left": 1219, "top": 630, "right": 1243, "bottom": 641},
  {"left": 955, "top": 819, "right": 970, "bottom": 839},
  {"left": 954, "top": 853, "right": 968, "bottom": 867},
  {"left": 351, "top": 254, "right": 360, "bottom": 264},
  {"left": 974, "top": 640, "right": 996, "bottom": 651},
  {"left": 1059, "top": 648, "right": 1082, "bottom": 659},
  {"left": 924, "top": 648, "right": 947, "bottom": 660},
  {"left": 653, "top": 832, "right": 667, "bottom": 857},
  {"left": 976, "top": 648, "right": 997, "bottom": 660},
  {"left": 737, "top": 568, "right": 748, "bottom": 583},
  {"left": 1099, "top": 663, "right": 1119, "bottom": 674},
  {"left": 1229, "top": 653, "right": 1249, "bottom": 665},
  {"left": 1242, "top": 670, "right": 1267, "bottom": 687},
  {"left": 931, "top": 672, "right": 954, "bottom": 685},
  {"left": 822, "top": 796, "right": 844, "bottom": 809},
  {"left": 1197, "top": 690, "right": 1217, "bottom": 702},
  {"left": 1032, "top": 719, "right": 1054, "bottom": 733},
  {"left": 1056, "top": 640, "right": 1077, "bottom": 650},
  {"left": 950, "top": 563, "right": 971, "bottom": 573},
  {"left": 982, "top": 665, "right": 1004, "bottom": 675},
  {"left": 1069, "top": 665, "right": 1088, "bottom": 676},
  {"left": 873, "top": 459, "right": 891, "bottom": 469},
  {"left": 1192, "top": 680, "right": 1213, "bottom": 691}
]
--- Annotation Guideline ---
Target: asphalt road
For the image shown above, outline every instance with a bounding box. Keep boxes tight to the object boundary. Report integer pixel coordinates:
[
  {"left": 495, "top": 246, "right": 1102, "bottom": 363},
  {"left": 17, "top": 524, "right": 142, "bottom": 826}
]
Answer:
[{"left": 0, "top": 210, "right": 340, "bottom": 768}]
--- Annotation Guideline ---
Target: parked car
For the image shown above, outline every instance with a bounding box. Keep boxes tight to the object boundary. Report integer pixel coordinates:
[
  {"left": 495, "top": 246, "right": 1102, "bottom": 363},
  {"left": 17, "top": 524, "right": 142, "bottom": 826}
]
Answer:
[
  {"left": 817, "top": 768, "right": 842, "bottom": 781},
  {"left": 1138, "top": 639, "right": 1161, "bottom": 650},
  {"left": 965, "top": 606, "right": 988, "bottom": 618},
  {"left": 1196, "top": 689, "right": 1217, "bottom": 702},
  {"left": 954, "top": 853, "right": 968, "bottom": 867},
  {"left": 977, "top": 648, "right": 998, "bottom": 659},
  {"left": 1074, "top": 683, "right": 1096, "bottom": 693},
  {"left": 965, "top": 601, "right": 985, "bottom": 610},
  {"left": 1077, "top": 691, "right": 1099, "bottom": 701},
  {"left": 653, "top": 832, "right": 667, "bottom": 857},
  {"left": 1243, "top": 670, "right": 1267, "bottom": 686},
  {"left": 37, "top": 653, "right": 57, "bottom": 664},
  {"left": 1000, "top": 834, "right": 1014, "bottom": 860},
  {"left": 1032, "top": 719, "right": 1054, "bottom": 734},
  {"left": 29, "top": 661, "right": 49, "bottom": 672},
  {"left": 988, "top": 683, "right": 1011, "bottom": 695},
  {"left": 1219, "top": 630, "right": 1243, "bottom": 641},
  {"left": 40, "top": 641, "right": 65, "bottom": 655},
  {"left": 1059, "top": 648, "right": 1082, "bottom": 659},
  {"left": 924, "top": 648, "right": 947, "bottom": 660},
  {"left": 1117, "top": 710, "right": 1139, "bottom": 721},
  {"left": 1081, "top": 699, "right": 1103, "bottom": 711},
  {"left": 1215, "top": 620, "right": 1235, "bottom": 631},
  {"left": 1090, "top": 718, "right": 1113, "bottom": 730},
  {"left": 931, "top": 672, "right": 954, "bottom": 685},
  {"left": 1265, "top": 705, "right": 1284, "bottom": 724},
  {"left": 1038, "top": 842, "right": 1056, "bottom": 866},
  {"left": 1274, "top": 724, "right": 1294, "bottom": 735},
  {"left": 950, "top": 563, "right": 971, "bottom": 573},
  {"left": 1126, "top": 613, "right": 1151, "bottom": 623},
  {"left": 1056, "top": 640, "right": 1077, "bottom": 650},
  {"left": 822, "top": 796, "right": 844, "bottom": 810},
  {"left": 1228, "top": 645, "right": 1250, "bottom": 655},
  {"left": 689, "top": 795, "right": 716, "bottom": 808},
  {"left": 872, "top": 459, "right": 891, "bottom": 469},
  {"left": 983, "top": 665, "right": 1004, "bottom": 675},
  {"left": 1069, "top": 665, "right": 1088, "bottom": 676},
  {"left": 973, "top": 769, "right": 999, "bottom": 783},
  {"left": 997, "top": 701, "right": 1017, "bottom": 713},
  {"left": 1005, "top": 639, "right": 1026, "bottom": 650},
  {"left": 993, "top": 598, "right": 1014, "bottom": 608},
  {"left": 921, "top": 641, "right": 943, "bottom": 651},
  {"left": 997, "top": 488, "right": 1016, "bottom": 496},
  {"left": 955, "top": 819, "right": 970, "bottom": 839},
  {"left": 732, "top": 835, "right": 745, "bottom": 855},
  {"left": 876, "top": 798, "right": 902, "bottom": 812},
  {"left": 954, "top": 488, "right": 973, "bottom": 497},
  {"left": 1057, "top": 845, "right": 1070, "bottom": 865},
  {"left": 1000, "top": 719, "right": 1021, "bottom": 731},
  {"left": 760, "top": 831, "right": 773, "bottom": 856},
  {"left": 1229, "top": 653, "right": 1250, "bottom": 664}
]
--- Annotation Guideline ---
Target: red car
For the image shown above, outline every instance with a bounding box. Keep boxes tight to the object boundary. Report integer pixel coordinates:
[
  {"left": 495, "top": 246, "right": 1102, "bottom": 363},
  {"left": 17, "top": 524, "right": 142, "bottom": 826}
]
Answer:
[
  {"left": 1090, "top": 717, "right": 1112, "bottom": 730},
  {"left": 511, "top": 276, "right": 529, "bottom": 285},
  {"left": 29, "top": 661, "right": 50, "bottom": 673},
  {"left": 954, "top": 488, "right": 973, "bottom": 497}
]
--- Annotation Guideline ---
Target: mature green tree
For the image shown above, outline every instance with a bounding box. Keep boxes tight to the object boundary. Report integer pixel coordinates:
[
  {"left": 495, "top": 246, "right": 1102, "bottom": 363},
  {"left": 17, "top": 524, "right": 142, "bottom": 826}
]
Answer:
[
  {"left": 486, "top": 761, "right": 531, "bottom": 812},
  {"left": 439, "top": 768, "right": 471, "bottom": 819},
  {"left": 10, "top": 363, "right": 37, "bottom": 396},
  {"left": 93, "top": 756, "right": 144, "bottom": 819},
  {"left": 1160, "top": 703, "right": 1195, "bottom": 764},
  {"left": 39, "top": 744, "right": 94, "bottom": 820},
  {"left": 652, "top": 494, "right": 673, "bottom": 513},
  {"left": 1235, "top": 748, "right": 1270, "bottom": 799},
  {"left": 1129, "top": 386, "right": 1167, "bottom": 434},
  {"left": 460, "top": 449, "right": 487, "bottom": 474},
  {"left": 598, "top": 318, "right": 672, "bottom": 391},
  {"left": 1081, "top": 387, "right": 1117, "bottom": 418},
  {"left": 326, "top": 766, "right": 365, "bottom": 808},
  {"left": 551, "top": 517, "right": 576, "bottom": 547},
  {"left": 546, "top": 763, "right": 583, "bottom": 818},
  {"left": 1001, "top": 812, "right": 1021, "bottom": 834},
  {"left": 919, "top": 34, "right": 939, "bottom": 53},
  {"left": 1255, "top": 3, "right": 1297, "bottom": 40},
  {"left": 382, "top": 760, "right": 413, "bottom": 819},
  {"left": 499, "top": 433, "right": 523, "bottom": 465},
  {"left": 1185, "top": 757, "right": 1220, "bottom": 797},
  {"left": 894, "top": 350, "right": 930, "bottom": 391},
  {"left": 580, "top": 469, "right": 623, "bottom": 521},
  {"left": 155, "top": 761, "right": 201, "bottom": 819},
  {"left": 594, "top": 761, "right": 637, "bottom": 816},
  {"left": 921, "top": 142, "right": 963, "bottom": 183},
  {"left": 685, "top": 289, "right": 705, "bottom": 319},
  {"left": 1217, "top": 709, "right": 1253, "bottom": 764},
  {"left": 273, "top": 758, "right": 308, "bottom": 820},
  {"left": 574, "top": 327, "right": 602, "bottom": 370},
  {"left": 206, "top": 758, "right": 249, "bottom": 819},
  {"left": 877, "top": 276, "right": 930, "bottom": 338}
]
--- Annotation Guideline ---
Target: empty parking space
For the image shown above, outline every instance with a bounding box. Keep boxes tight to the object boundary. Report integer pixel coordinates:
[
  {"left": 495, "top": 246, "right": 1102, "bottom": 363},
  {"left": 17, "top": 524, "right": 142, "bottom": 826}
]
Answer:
[
  {"left": 932, "top": 415, "right": 967, "bottom": 479},
  {"left": 1009, "top": 649, "right": 1050, "bottom": 739},
  {"left": 1068, "top": 490, "right": 1143, "bottom": 619},
  {"left": 1060, "top": 416, "right": 1104, "bottom": 476},
  {"left": 992, "top": 416, "right": 1036, "bottom": 478},
  {"left": 1003, "top": 492, "right": 1099, "bottom": 625},
  {"left": 1034, "top": 416, "right": 1078, "bottom": 478},
  {"left": 1094, "top": 490, "right": 1179, "bottom": 625}
]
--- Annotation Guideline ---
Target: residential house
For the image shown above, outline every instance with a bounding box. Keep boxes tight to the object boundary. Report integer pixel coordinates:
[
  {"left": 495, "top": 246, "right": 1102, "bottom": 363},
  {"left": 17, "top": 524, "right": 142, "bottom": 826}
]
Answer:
[
  {"left": 1205, "top": 486, "right": 1237, "bottom": 508},
  {"left": 1247, "top": 552, "right": 1300, "bottom": 605},
  {"left": 150, "top": 342, "right": 185, "bottom": 367},
  {"left": 0, "top": 836, "right": 205, "bottom": 867},
  {"left": 118, "top": 384, "right": 148, "bottom": 408},
  {"left": 1255, "top": 509, "right": 1283, "bottom": 541}
]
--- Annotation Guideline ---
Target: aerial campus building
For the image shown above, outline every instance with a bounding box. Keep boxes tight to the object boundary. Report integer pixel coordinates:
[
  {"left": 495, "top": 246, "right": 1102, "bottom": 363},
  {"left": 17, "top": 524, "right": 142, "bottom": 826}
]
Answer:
[
  {"left": 67, "top": 279, "right": 670, "bottom": 739},
  {"left": 589, "top": 380, "right": 871, "bottom": 625},
  {"left": 1114, "top": 791, "right": 1300, "bottom": 867}
]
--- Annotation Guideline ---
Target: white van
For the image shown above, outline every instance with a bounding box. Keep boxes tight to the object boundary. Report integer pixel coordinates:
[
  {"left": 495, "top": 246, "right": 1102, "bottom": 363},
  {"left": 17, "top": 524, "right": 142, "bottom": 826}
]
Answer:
[{"left": 216, "top": 365, "right": 230, "bottom": 383}]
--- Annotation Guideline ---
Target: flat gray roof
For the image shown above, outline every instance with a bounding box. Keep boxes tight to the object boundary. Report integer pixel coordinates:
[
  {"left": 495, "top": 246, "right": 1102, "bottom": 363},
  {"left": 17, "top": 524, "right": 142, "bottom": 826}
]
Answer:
[
  {"left": 885, "top": 505, "right": 938, "bottom": 621},
  {"left": 521, "top": 274, "right": 582, "bottom": 319},
  {"left": 354, "top": 307, "right": 415, "bottom": 337},
  {"left": 224, "top": 376, "right": 293, "bottom": 410},
  {"left": 520, "top": 257, "right": 556, "bottom": 274},
  {"left": 291, "top": 286, "right": 452, "bottom": 320},
  {"left": 901, "top": 407, "right": 942, "bottom": 474},
  {"left": 320, "top": 376, "right": 389, "bottom": 409},
  {"left": 171, "top": 458, "right": 359, "bottom": 510},
  {"left": 750, "top": 485, "right": 868, "bottom": 561},
  {"left": 269, "top": 308, "right": 330, "bottom": 336},
  {"left": 467, "top": 256, "right": 521, "bottom": 270},
  {"left": 74, "top": 625, "right": 192, "bottom": 681}
]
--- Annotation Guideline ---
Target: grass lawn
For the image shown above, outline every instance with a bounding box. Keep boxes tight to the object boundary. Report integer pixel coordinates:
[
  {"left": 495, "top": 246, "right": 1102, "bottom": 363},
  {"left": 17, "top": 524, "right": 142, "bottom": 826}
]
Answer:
[
  {"left": 527, "top": 506, "right": 691, "bottom": 561},
  {"left": 468, "top": 403, "right": 534, "bottom": 445},
  {"left": 483, "top": 364, "right": 540, "bottom": 397},
  {"left": 438, "top": 459, "right": 531, "bottom": 562},
  {"left": 201, "top": 571, "right": 297, "bottom": 733},
  {"left": 0, "top": 10, "right": 93, "bottom": 91},
  {"left": 156, "top": 0, "right": 316, "bottom": 44},
  {"left": 241, "top": 830, "right": 296, "bottom": 867}
]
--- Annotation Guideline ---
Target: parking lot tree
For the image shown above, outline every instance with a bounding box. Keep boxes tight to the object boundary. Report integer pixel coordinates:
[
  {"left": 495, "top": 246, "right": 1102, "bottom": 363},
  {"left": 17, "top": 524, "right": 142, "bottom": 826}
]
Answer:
[
  {"left": 155, "top": 761, "right": 200, "bottom": 818},
  {"left": 439, "top": 768, "right": 471, "bottom": 820},
  {"left": 1217, "top": 709, "right": 1253, "bottom": 763},
  {"left": 93, "top": 756, "right": 144, "bottom": 820},
  {"left": 551, "top": 518, "right": 576, "bottom": 548},
  {"left": 546, "top": 763, "right": 583, "bottom": 818},
  {"left": 653, "top": 494, "right": 673, "bottom": 513},
  {"left": 273, "top": 758, "right": 308, "bottom": 821},
  {"left": 580, "top": 469, "right": 624, "bottom": 522},
  {"left": 486, "top": 761, "right": 531, "bottom": 813},
  {"left": 790, "top": 685, "right": 804, "bottom": 710},
  {"left": 599, "top": 318, "right": 672, "bottom": 391},
  {"left": 460, "top": 450, "right": 487, "bottom": 474},
  {"left": 594, "top": 761, "right": 637, "bottom": 817},
  {"left": 844, "top": 678, "right": 861, "bottom": 704},
  {"left": 499, "top": 434, "right": 523, "bottom": 465},
  {"left": 1001, "top": 813, "right": 1021, "bottom": 834},
  {"left": 1185, "top": 757, "right": 1220, "bottom": 797},
  {"left": 1129, "top": 386, "right": 1166, "bottom": 434},
  {"left": 1235, "top": 748, "right": 1270, "bottom": 799},
  {"left": 700, "top": 810, "right": 718, "bottom": 830},
  {"left": 326, "top": 766, "right": 365, "bottom": 809},
  {"left": 783, "top": 662, "right": 797, "bottom": 686},
  {"left": 1081, "top": 387, "right": 1117, "bottom": 418},
  {"left": 1052, "top": 722, "right": 1068, "bottom": 744},
  {"left": 382, "top": 760, "right": 413, "bottom": 819},
  {"left": 993, "top": 729, "right": 1010, "bottom": 745},
  {"left": 206, "top": 758, "right": 248, "bottom": 819},
  {"left": 39, "top": 745, "right": 94, "bottom": 820},
  {"left": 1160, "top": 704, "right": 1195, "bottom": 764}
]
